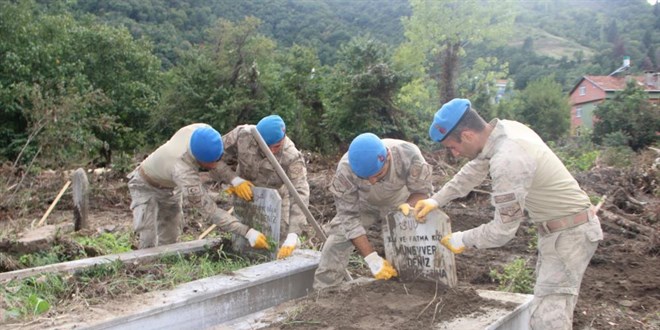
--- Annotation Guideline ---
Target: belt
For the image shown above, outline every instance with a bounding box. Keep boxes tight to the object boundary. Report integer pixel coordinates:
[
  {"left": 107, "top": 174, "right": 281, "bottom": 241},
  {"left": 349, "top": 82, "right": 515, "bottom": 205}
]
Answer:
[
  {"left": 138, "top": 166, "right": 173, "bottom": 190},
  {"left": 537, "top": 207, "right": 593, "bottom": 235}
]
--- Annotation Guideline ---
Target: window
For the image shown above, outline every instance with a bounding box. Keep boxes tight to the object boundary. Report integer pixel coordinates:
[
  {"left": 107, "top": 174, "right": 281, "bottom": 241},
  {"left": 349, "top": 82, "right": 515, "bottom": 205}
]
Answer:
[
  {"left": 576, "top": 107, "right": 582, "bottom": 118},
  {"left": 579, "top": 86, "right": 586, "bottom": 96}
]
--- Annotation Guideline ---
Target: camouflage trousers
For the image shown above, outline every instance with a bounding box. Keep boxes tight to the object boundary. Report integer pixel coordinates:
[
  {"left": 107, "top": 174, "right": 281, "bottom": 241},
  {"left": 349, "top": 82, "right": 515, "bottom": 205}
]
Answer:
[
  {"left": 127, "top": 169, "right": 184, "bottom": 249},
  {"left": 530, "top": 215, "right": 602, "bottom": 329},
  {"left": 313, "top": 204, "right": 384, "bottom": 289}
]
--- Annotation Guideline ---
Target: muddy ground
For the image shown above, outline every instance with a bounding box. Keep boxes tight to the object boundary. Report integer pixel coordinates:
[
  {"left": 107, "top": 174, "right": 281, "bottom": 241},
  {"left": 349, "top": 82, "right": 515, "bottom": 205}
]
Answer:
[{"left": 1, "top": 149, "right": 659, "bottom": 329}]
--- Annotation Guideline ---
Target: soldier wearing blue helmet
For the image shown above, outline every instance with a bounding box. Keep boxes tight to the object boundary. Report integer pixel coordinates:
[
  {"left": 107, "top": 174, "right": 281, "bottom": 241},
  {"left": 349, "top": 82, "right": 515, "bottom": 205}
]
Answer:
[
  {"left": 415, "top": 98, "right": 603, "bottom": 329},
  {"left": 127, "top": 124, "right": 269, "bottom": 250},
  {"left": 313, "top": 133, "right": 434, "bottom": 289},
  {"left": 212, "top": 115, "right": 310, "bottom": 260}
]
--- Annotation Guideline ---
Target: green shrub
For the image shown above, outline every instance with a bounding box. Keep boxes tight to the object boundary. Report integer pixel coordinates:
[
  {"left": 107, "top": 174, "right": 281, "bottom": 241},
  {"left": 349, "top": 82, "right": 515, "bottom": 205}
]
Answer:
[
  {"left": 489, "top": 257, "right": 534, "bottom": 294},
  {"left": 599, "top": 146, "right": 635, "bottom": 168}
]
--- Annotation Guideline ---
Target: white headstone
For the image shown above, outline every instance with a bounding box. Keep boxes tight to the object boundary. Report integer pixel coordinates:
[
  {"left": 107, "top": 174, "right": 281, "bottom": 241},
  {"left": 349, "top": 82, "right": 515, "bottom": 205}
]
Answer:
[
  {"left": 231, "top": 187, "right": 281, "bottom": 260},
  {"left": 383, "top": 210, "right": 457, "bottom": 286}
]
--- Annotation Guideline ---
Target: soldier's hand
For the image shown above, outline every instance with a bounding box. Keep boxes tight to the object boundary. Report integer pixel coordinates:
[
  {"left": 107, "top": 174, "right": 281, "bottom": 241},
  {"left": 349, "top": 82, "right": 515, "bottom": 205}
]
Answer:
[
  {"left": 440, "top": 232, "right": 466, "bottom": 254},
  {"left": 364, "top": 252, "right": 398, "bottom": 280},
  {"left": 398, "top": 203, "right": 411, "bottom": 216},
  {"left": 245, "top": 228, "right": 269, "bottom": 250},
  {"left": 229, "top": 177, "right": 254, "bottom": 201},
  {"left": 413, "top": 198, "right": 439, "bottom": 222},
  {"left": 276, "top": 233, "right": 300, "bottom": 259}
]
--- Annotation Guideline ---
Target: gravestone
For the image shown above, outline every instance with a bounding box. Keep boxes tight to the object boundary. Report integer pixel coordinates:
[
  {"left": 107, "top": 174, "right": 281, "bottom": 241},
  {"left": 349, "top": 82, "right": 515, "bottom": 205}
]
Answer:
[
  {"left": 231, "top": 187, "right": 281, "bottom": 260},
  {"left": 71, "top": 168, "right": 89, "bottom": 231},
  {"left": 383, "top": 209, "right": 457, "bottom": 287}
]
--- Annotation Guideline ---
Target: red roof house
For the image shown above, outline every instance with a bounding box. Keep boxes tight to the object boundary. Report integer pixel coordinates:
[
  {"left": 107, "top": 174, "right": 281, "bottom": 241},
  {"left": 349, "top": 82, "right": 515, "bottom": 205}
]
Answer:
[{"left": 568, "top": 72, "right": 660, "bottom": 134}]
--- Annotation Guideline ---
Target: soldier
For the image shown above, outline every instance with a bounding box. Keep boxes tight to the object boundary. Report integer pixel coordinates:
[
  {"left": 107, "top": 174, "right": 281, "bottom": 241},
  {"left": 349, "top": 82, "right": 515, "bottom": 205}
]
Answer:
[
  {"left": 212, "top": 115, "right": 309, "bottom": 259},
  {"left": 313, "top": 133, "right": 434, "bottom": 289},
  {"left": 414, "top": 98, "right": 603, "bottom": 329},
  {"left": 127, "top": 123, "right": 269, "bottom": 251}
]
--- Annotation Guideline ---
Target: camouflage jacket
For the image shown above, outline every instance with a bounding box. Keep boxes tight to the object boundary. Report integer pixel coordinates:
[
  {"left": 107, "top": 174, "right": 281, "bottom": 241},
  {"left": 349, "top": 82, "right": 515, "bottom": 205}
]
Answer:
[
  {"left": 329, "top": 139, "right": 433, "bottom": 240},
  {"left": 212, "top": 125, "right": 309, "bottom": 235}
]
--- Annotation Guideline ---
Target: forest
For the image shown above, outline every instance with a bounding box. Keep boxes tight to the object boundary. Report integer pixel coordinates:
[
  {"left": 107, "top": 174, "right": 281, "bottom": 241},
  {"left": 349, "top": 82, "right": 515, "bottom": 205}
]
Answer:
[{"left": 1, "top": 0, "right": 659, "bottom": 168}]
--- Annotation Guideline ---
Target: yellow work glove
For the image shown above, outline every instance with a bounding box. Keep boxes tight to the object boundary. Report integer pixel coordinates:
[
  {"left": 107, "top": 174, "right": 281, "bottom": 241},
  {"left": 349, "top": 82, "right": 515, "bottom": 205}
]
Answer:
[
  {"left": 227, "top": 177, "right": 254, "bottom": 201},
  {"left": 276, "top": 233, "right": 300, "bottom": 259},
  {"left": 414, "top": 198, "right": 439, "bottom": 223},
  {"left": 245, "top": 228, "right": 269, "bottom": 250},
  {"left": 440, "top": 232, "right": 466, "bottom": 254},
  {"left": 398, "top": 203, "right": 411, "bottom": 216},
  {"left": 364, "top": 252, "right": 398, "bottom": 280}
]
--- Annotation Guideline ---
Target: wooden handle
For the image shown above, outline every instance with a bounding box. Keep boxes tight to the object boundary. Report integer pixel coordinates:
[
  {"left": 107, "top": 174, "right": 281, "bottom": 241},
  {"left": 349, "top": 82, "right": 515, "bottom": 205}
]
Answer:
[
  {"left": 198, "top": 207, "right": 233, "bottom": 240},
  {"left": 37, "top": 180, "right": 71, "bottom": 227}
]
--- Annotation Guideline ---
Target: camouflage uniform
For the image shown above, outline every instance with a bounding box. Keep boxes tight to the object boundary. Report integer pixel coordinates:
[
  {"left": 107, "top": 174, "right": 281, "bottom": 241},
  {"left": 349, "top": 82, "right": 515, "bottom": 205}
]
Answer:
[
  {"left": 128, "top": 124, "right": 250, "bottom": 249},
  {"left": 313, "top": 139, "right": 433, "bottom": 289},
  {"left": 430, "top": 119, "right": 603, "bottom": 329},
  {"left": 211, "top": 125, "right": 309, "bottom": 242}
]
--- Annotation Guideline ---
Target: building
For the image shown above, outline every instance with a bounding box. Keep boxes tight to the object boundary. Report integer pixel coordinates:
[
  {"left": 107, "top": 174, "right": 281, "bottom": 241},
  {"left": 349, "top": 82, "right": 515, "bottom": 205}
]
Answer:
[{"left": 568, "top": 72, "right": 660, "bottom": 134}]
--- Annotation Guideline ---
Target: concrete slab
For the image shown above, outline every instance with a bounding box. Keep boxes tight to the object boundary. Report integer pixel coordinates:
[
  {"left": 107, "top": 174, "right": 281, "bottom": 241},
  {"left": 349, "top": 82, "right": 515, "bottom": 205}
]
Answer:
[
  {"left": 0, "top": 238, "right": 223, "bottom": 282},
  {"left": 83, "top": 249, "right": 320, "bottom": 330}
]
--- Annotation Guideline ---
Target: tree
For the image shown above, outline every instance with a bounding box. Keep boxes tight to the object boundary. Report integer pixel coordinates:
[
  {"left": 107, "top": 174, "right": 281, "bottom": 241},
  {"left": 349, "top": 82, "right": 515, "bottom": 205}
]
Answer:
[
  {"left": 399, "top": 0, "right": 515, "bottom": 104},
  {"left": 154, "top": 17, "right": 276, "bottom": 140},
  {"left": 515, "top": 76, "right": 571, "bottom": 141},
  {"left": 0, "top": 1, "right": 162, "bottom": 166},
  {"left": 592, "top": 82, "right": 660, "bottom": 151},
  {"left": 277, "top": 45, "right": 327, "bottom": 151},
  {"left": 322, "top": 36, "right": 412, "bottom": 147}
]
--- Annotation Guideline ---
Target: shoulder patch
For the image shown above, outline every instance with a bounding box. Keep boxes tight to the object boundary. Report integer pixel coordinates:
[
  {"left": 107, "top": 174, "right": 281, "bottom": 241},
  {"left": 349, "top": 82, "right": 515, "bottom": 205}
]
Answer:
[
  {"left": 493, "top": 192, "right": 516, "bottom": 204},
  {"left": 185, "top": 185, "right": 204, "bottom": 205},
  {"left": 289, "top": 161, "right": 305, "bottom": 176},
  {"left": 492, "top": 192, "right": 524, "bottom": 223},
  {"left": 332, "top": 173, "right": 354, "bottom": 193}
]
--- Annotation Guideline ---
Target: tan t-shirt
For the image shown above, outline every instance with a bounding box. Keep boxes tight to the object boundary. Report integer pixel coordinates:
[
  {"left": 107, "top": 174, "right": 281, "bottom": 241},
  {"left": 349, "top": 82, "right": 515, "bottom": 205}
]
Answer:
[{"left": 139, "top": 123, "right": 249, "bottom": 236}]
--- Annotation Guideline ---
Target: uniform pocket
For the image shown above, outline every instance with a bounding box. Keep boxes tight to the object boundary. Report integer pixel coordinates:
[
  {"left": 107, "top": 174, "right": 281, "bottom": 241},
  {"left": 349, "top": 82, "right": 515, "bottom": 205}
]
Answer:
[{"left": 584, "top": 216, "right": 604, "bottom": 242}]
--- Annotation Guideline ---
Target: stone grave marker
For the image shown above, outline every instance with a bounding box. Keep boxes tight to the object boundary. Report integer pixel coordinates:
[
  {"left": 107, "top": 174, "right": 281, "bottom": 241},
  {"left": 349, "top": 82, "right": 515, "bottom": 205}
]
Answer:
[
  {"left": 231, "top": 187, "right": 281, "bottom": 260},
  {"left": 383, "top": 209, "right": 457, "bottom": 286}
]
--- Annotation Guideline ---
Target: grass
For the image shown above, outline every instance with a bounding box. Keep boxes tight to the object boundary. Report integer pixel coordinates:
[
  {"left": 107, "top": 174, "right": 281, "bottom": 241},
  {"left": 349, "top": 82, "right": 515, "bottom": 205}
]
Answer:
[
  {"left": 1, "top": 246, "right": 254, "bottom": 322},
  {"left": 74, "top": 232, "right": 133, "bottom": 255}
]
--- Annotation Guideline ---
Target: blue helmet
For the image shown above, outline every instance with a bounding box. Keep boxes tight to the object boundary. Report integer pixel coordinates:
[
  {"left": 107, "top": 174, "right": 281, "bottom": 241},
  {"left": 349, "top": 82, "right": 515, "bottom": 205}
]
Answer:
[
  {"left": 429, "top": 98, "right": 471, "bottom": 142},
  {"left": 348, "top": 133, "right": 387, "bottom": 178},
  {"left": 256, "top": 115, "right": 286, "bottom": 145},
  {"left": 189, "top": 126, "right": 223, "bottom": 163}
]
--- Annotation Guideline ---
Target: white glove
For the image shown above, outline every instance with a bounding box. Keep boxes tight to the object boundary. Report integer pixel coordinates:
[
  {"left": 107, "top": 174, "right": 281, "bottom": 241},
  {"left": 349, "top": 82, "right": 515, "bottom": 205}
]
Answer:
[
  {"left": 231, "top": 176, "right": 246, "bottom": 186},
  {"left": 276, "top": 233, "right": 300, "bottom": 259},
  {"left": 364, "top": 252, "right": 398, "bottom": 280},
  {"left": 440, "top": 231, "right": 466, "bottom": 254}
]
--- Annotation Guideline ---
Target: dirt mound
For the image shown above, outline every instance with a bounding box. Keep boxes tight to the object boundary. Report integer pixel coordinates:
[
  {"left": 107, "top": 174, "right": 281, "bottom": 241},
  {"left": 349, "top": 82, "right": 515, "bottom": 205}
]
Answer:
[{"left": 263, "top": 280, "right": 517, "bottom": 330}]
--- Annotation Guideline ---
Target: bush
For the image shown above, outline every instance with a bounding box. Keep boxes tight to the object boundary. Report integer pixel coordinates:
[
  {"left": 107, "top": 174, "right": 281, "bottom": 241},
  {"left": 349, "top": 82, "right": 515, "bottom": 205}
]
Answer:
[{"left": 489, "top": 257, "right": 534, "bottom": 294}]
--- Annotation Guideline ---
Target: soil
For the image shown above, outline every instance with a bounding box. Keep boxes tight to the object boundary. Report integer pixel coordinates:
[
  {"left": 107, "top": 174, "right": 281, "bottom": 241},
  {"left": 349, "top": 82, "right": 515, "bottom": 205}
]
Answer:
[
  {"left": 1, "top": 148, "right": 659, "bottom": 329},
  {"left": 262, "top": 280, "right": 518, "bottom": 330}
]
